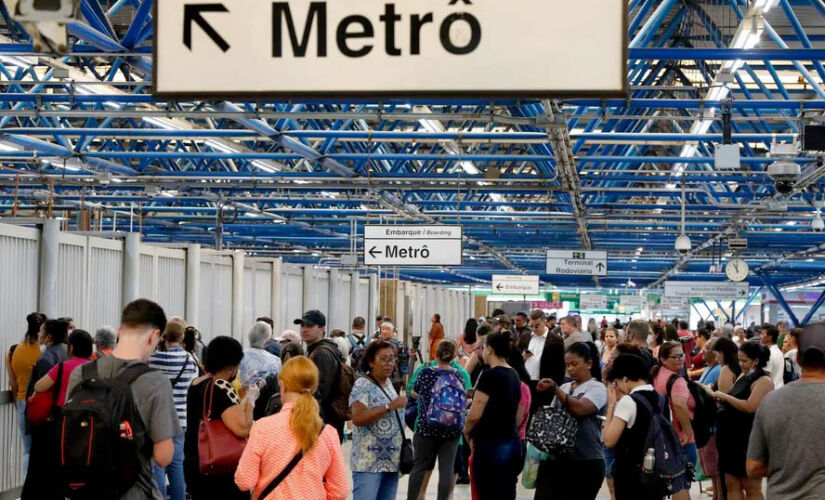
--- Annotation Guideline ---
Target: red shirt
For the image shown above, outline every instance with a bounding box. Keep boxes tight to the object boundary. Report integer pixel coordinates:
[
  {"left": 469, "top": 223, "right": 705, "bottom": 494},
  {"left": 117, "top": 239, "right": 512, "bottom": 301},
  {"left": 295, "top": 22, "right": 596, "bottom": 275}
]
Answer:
[{"left": 48, "top": 357, "right": 91, "bottom": 406}]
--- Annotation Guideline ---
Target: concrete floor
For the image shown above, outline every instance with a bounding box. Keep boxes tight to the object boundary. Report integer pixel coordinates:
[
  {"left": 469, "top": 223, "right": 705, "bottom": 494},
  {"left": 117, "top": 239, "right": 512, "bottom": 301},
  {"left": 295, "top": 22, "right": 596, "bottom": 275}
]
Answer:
[{"left": 340, "top": 439, "right": 720, "bottom": 500}]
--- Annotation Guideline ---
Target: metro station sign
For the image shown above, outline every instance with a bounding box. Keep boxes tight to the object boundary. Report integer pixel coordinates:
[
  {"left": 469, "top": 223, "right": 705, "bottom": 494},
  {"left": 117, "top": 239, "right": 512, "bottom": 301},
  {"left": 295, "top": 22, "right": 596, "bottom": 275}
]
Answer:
[
  {"left": 363, "top": 225, "right": 462, "bottom": 266},
  {"left": 153, "top": 0, "right": 627, "bottom": 97}
]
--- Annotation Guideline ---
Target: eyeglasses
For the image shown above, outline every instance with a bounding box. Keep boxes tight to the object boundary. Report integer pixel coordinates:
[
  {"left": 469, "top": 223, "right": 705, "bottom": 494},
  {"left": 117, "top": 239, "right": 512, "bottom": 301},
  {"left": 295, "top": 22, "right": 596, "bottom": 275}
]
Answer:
[
  {"left": 667, "top": 354, "right": 685, "bottom": 360},
  {"left": 376, "top": 355, "right": 396, "bottom": 363}
]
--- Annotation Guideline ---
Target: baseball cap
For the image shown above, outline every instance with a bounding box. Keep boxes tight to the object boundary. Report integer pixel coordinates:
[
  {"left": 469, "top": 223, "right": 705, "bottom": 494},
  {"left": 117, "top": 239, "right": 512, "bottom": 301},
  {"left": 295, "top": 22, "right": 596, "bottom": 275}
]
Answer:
[
  {"left": 494, "top": 314, "right": 512, "bottom": 326},
  {"left": 278, "top": 330, "right": 301, "bottom": 343},
  {"left": 293, "top": 310, "right": 326, "bottom": 327},
  {"left": 799, "top": 323, "right": 825, "bottom": 356}
]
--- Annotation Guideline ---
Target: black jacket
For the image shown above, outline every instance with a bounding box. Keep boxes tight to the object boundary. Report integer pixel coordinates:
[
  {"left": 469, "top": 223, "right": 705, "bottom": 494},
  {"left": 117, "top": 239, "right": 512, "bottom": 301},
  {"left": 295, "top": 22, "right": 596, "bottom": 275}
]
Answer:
[{"left": 307, "top": 339, "right": 344, "bottom": 425}]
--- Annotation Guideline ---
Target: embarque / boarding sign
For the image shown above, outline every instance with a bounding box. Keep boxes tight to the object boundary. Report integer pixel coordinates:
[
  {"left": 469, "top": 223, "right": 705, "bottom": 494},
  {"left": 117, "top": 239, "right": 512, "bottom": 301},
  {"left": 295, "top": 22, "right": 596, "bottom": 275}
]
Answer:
[
  {"left": 153, "top": 0, "right": 627, "bottom": 97},
  {"left": 492, "top": 275, "right": 539, "bottom": 295},
  {"left": 364, "top": 225, "right": 462, "bottom": 266},
  {"left": 546, "top": 250, "right": 608, "bottom": 277}
]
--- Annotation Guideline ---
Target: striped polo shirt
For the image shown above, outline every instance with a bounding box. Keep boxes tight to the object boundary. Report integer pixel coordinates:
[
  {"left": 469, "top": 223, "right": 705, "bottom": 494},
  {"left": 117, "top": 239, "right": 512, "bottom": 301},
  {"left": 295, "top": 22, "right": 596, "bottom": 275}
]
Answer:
[{"left": 148, "top": 346, "right": 198, "bottom": 429}]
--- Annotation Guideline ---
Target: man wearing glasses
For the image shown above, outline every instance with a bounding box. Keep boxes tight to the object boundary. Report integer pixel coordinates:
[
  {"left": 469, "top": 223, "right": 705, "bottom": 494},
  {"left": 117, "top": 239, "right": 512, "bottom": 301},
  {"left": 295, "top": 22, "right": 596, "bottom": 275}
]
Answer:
[
  {"left": 295, "top": 309, "right": 347, "bottom": 441},
  {"left": 523, "top": 310, "right": 566, "bottom": 413}
]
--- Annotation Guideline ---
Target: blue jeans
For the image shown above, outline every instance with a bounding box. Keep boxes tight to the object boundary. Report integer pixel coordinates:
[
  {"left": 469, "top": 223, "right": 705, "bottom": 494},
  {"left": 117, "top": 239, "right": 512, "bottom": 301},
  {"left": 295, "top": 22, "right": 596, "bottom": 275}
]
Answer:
[
  {"left": 17, "top": 400, "right": 31, "bottom": 477},
  {"left": 152, "top": 434, "right": 186, "bottom": 500},
  {"left": 352, "top": 471, "right": 399, "bottom": 500}
]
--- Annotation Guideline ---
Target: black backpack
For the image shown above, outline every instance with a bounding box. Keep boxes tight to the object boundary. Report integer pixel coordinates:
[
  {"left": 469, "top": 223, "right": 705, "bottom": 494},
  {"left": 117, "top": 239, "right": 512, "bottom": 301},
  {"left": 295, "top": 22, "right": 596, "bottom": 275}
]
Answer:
[
  {"left": 59, "top": 361, "right": 152, "bottom": 500},
  {"left": 783, "top": 357, "right": 800, "bottom": 384},
  {"left": 631, "top": 392, "right": 688, "bottom": 497},
  {"left": 666, "top": 374, "right": 717, "bottom": 448}
]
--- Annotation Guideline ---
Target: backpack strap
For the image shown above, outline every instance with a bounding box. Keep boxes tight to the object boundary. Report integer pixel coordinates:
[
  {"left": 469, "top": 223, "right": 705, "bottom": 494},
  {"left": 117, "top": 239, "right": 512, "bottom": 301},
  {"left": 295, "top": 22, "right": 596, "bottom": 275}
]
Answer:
[
  {"left": 630, "top": 391, "right": 664, "bottom": 416},
  {"left": 665, "top": 374, "right": 681, "bottom": 402},
  {"left": 170, "top": 354, "right": 192, "bottom": 387},
  {"left": 115, "top": 362, "right": 153, "bottom": 386}
]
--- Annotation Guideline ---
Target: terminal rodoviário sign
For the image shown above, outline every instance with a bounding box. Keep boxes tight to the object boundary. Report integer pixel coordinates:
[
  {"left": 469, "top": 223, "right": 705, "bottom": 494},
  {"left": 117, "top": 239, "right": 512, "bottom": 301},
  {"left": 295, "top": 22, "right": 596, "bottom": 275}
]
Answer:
[
  {"left": 153, "top": 0, "right": 626, "bottom": 96},
  {"left": 364, "top": 225, "right": 462, "bottom": 266},
  {"left": 546, "top": 250, "right": 608, "bottom": 277}
]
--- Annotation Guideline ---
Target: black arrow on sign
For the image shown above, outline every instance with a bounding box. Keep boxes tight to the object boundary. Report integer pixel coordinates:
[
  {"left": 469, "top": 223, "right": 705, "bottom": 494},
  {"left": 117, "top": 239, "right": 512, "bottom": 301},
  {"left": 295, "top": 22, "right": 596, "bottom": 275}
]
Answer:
[
  {"left": 496, "top": 283, "right": 504, "bottom": 291},
  {"left": 596, "top": 262, "right": 605, "bottom": 272},
  {"left": 368, "top": 246, "right": 382, "bottom": 259},
  {"left": 184, "top": 4, "right": 230, "bottom": 52}
]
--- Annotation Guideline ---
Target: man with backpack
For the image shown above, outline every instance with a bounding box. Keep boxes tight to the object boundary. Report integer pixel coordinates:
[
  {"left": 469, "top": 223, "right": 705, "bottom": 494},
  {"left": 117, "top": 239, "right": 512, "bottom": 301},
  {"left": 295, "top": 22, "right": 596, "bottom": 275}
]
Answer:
[
  {"left": 63, "top": 299, "right": 180, "bottom": 500},
  {"left": 348, "top": 316, "right": 369, "bottom": 373},
  {"left": 297, "top": 309, "right": 351, "bottom": 442}
]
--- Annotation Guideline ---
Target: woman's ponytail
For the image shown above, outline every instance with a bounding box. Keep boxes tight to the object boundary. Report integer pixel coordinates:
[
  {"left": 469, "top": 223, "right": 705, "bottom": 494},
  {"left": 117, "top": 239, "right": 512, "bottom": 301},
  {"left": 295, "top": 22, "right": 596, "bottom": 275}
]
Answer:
[{"left": 280, "top": 357, "right": 324, "bottom": 454}]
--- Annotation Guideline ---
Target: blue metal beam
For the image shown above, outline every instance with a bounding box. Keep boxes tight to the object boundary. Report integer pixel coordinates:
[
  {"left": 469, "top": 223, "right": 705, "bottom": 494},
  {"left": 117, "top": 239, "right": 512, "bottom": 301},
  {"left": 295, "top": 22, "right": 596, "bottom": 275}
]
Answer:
[
  {"left": 715, "top": 300, "right": 732, "bottom": 323},
  {"left": 735, "top": 287, "right": 764, "bottom": 322},
  {"left": 760, "top": 276, "right": 802, "bottom": 327},
  {"left": 801, "top": 289, "right": 825, "bottom": 326}
]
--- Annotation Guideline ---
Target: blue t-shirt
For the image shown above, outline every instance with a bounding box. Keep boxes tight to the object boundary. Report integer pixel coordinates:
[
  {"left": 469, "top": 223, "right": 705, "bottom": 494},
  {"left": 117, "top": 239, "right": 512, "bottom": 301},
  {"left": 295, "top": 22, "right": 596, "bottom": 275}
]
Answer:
[{"left": 699, "top": 364, "right": 722, "bottom": 386}]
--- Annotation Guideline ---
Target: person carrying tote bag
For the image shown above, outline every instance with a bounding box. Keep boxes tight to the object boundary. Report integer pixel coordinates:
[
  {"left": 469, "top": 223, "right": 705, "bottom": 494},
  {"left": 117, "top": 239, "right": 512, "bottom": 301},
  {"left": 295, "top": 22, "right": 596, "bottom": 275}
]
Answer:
[
  {"left": 235, "top": 356, "right": 348, "bottom": 499},
  {"left": 184, "top": 336, "right": 252, "bottom": 500}
]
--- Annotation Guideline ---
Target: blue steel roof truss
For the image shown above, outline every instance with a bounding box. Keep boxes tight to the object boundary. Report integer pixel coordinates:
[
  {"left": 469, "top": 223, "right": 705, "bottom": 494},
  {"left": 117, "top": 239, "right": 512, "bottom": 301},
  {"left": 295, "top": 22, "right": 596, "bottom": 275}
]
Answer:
[{"left": 0, "top": 0, "right": 822, "bottom": 288}]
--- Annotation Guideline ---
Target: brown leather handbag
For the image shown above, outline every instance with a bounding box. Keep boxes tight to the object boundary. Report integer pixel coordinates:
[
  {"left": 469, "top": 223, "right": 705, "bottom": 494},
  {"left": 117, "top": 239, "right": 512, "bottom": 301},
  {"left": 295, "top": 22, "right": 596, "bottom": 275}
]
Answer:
[{"left": 197, "top": 379, "right": 247, "bottom": 475}]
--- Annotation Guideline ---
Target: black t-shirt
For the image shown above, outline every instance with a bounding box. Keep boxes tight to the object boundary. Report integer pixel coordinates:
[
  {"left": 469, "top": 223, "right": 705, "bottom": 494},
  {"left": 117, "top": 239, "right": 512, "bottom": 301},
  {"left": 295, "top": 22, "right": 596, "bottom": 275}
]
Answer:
[
  {"left": 471, "top": 366, "right": 520, "bottom": 442},
  {"left": 183, "top": 378, "right": 239, "bottom": 474}
]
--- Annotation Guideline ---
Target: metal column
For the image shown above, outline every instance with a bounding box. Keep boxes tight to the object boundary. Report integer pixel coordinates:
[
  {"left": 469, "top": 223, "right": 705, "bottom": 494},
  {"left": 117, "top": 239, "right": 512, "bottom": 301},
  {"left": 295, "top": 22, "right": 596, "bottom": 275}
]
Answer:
[
  {"left": 122, "top": 232, "right": 140, "bottom": 307},
  {"left": 368, "top": 273, "right": 378, "bottom": 329},
  {"left": 186, "top": 244, "right": 201, "bottom": 325},
  {"left": 303, "top": 265, "right": 315, "bottom": 312},
  {"left": 38, "top": 219, "right": 59, "bottom": 318},
  {"left": 350, "top": 271, "right": 360, "bottom": 326},
  {"left": 271, "top": 258, "right": 282, "bottom": 333},
  {"left": 759, "top": 276, "right": 801, "bottom": 327},
  {"left": 232, "top": 250, "right": 245, "bottom": 341},
  {"left": 328, "top": 268, "right": 341, "bottom": 331}
]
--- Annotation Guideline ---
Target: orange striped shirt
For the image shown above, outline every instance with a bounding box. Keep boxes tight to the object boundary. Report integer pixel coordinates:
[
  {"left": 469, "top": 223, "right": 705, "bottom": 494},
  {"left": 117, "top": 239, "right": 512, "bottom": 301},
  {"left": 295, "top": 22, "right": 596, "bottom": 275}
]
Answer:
[{"left": 234, "top": 402, "right": 349, "bottom": 500}]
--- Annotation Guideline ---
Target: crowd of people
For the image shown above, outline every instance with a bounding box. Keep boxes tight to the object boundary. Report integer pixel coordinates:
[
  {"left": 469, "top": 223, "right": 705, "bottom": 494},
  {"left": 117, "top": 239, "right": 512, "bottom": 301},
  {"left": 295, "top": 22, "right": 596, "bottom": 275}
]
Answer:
[{"left": 6, "top": 302, "right": 825, "bottom": 500}]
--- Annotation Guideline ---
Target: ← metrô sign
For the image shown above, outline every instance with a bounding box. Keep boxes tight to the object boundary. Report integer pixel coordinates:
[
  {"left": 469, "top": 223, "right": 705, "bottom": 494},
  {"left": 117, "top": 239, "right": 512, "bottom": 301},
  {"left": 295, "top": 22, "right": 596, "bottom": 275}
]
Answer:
[{"left": 363, "top": 225, "right": 462, "bottom": 266}]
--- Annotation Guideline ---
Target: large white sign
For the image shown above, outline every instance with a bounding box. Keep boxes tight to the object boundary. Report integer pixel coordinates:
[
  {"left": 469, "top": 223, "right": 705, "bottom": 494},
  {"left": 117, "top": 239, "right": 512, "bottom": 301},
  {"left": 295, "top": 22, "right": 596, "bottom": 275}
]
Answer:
[
  {"left": 620, "top": 295, "right": 645, "bottom": 309},
  {"left": 660, "top": 296, "right": 689, "bottom": 311},
  {"left": 154, "top": 0, "right": 626, "bottom": 96},
  {"left": 664, "top": 281, "right": 749, "bottom": 300},
  {"left": 580, "top": 294, "right": 607, "bottom": 310},
  {"left": 492, "top": 275, "right": 539, "bottom": 295},
  {"left": 546, "top": 250, "right": 608, "bottom": 277},
  {"left": 363, "top": 225, "right": 462, "bottom": 266}
]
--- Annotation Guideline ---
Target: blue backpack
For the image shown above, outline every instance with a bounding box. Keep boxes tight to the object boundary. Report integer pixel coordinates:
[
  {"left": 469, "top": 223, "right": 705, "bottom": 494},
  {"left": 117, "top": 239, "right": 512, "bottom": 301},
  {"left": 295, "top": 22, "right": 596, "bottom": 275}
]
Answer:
[
  {"left": 424, "top": 368, "right": 466, "bottom": 435},
  {"left": 631, "top": 392, "right": 688, "bottom": 497}
]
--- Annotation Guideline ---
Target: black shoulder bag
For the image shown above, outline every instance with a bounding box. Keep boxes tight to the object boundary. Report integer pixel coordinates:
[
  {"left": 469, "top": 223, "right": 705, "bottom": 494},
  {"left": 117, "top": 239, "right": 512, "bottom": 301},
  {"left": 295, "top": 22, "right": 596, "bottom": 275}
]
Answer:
[
  {"left": 367, "top": 375, "right": 414, "bottom": 474},
  {"left": 171, "top": 354, "right": 193, "bottom": 387}
]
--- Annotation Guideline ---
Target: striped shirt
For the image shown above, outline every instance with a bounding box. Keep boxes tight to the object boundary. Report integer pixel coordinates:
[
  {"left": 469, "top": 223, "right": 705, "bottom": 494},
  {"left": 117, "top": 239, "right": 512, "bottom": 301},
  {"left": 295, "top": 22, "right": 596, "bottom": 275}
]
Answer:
[{"left": 149, "top": 347, "right": 198, "bottom": 429}]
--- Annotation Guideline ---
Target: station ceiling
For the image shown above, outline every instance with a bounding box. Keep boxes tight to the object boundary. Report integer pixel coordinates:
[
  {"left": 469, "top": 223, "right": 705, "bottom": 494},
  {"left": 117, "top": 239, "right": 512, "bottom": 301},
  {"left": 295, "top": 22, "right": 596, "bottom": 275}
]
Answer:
[{"left": 0, "top": 0, "right": 824, "bottom": 290}]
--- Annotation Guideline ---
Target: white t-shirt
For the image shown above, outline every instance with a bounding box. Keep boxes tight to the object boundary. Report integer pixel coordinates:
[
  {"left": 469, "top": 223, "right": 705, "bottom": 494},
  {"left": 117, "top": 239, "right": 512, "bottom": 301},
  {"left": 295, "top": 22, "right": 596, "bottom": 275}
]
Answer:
[
  {"left": 524, "top": 334, "right": 547, "bottom": 380},
  {"left": 768, "top": 344, "right": 785, "bottom": 389},
  {"left": 613, "top": 384, "right": 655, "bottom": 429},
  {"left": 784, "top": 349, "right": 801, "bottom": 379}
]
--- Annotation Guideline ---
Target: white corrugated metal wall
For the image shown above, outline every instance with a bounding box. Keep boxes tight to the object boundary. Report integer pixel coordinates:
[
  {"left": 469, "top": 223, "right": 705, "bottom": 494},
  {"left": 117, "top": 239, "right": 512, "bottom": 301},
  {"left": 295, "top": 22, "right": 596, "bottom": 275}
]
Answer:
[
  {"left": 56, "top": 233, "right": 87, "bottom": 326},
  {"left": 0, "top": 224, "right": 39, "bottom": 491},
  {"left": 156, "top": 254, "right": 186, "bottom": 318},
  {"left": 87, "top": 239, "right": 123, "bottom": 330},
  {"left": 199, "top": 253, "right": 233, "bottom": 341}
]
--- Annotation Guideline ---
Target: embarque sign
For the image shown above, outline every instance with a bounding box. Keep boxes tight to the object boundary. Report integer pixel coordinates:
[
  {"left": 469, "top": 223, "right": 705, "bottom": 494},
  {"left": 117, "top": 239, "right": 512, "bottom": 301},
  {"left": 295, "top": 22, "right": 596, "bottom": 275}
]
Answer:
[
  {"left": 364, "top": 225, "right": 462, "bottom": 266},
  {"left": 154, "top": 0, "right": 626, "bottom": 97}
]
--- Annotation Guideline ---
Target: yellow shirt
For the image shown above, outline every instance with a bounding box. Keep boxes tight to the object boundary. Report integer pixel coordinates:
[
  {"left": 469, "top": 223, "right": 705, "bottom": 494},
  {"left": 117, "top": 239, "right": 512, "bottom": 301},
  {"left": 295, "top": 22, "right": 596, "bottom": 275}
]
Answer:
[{"left": 11, "top": 341, "right": 41, "bottom": 401}]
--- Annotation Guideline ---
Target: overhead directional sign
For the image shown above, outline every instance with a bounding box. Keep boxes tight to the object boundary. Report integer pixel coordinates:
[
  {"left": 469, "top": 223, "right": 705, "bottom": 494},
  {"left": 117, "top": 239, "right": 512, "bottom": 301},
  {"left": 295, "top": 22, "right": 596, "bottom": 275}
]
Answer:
[
  {"left": 664, "top": 281, "right": 750, "bottom": 300},
  {"left": 364, "top": 225, "right": 462, "bottom": 266},
  {"left": 580, "top": 294, "right": 607, "bottom": 311},
  {"left": 619, "top": 295, "right": 645, "bottom": 309},
  {"left": 154, "top": 0, "right": 626, "bottom": 97},
  {"left": 660, "top": 296, "right": 690, "bottom": 311},
  {"left": 546, "top": 250, "right": 608, "bottom": 277},
  {"left": 492, "top": 275, "right": 539, "bottom": 296}
]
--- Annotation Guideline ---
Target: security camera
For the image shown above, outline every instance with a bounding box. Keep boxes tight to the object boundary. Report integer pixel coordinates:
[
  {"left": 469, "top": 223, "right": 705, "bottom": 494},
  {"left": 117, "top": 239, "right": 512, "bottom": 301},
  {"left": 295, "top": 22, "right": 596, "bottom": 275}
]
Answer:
[
  {"left": 767, "top": 160, "right": 801, "bottom": 195},
  {"left": 675, "top": 233, "right": 692, "bottom": 254},
  {"left": 814, "top": 212, "right": 825, "bottom": 232}
]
